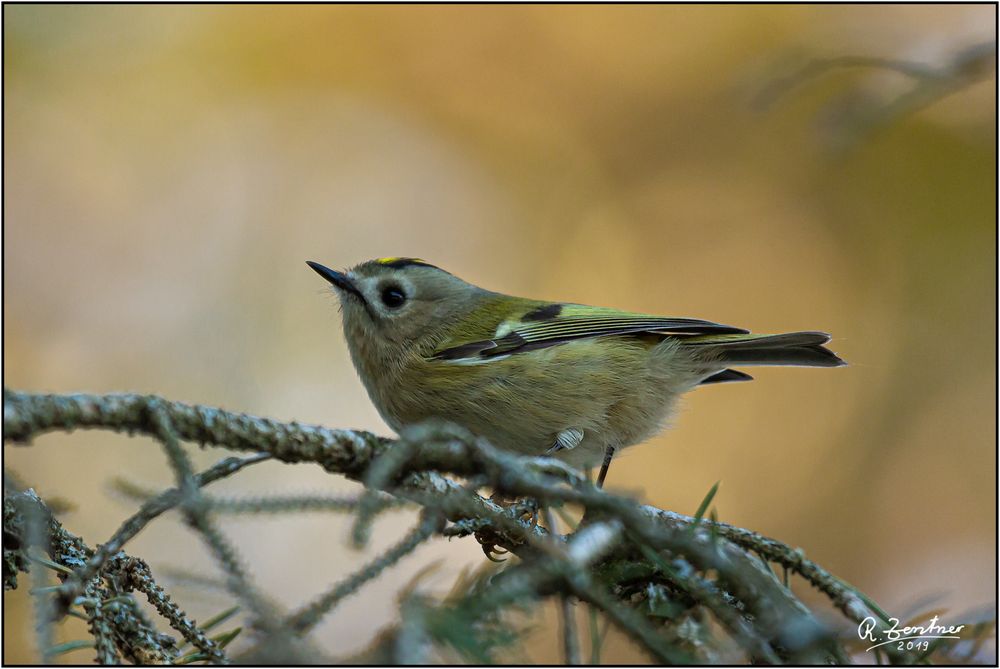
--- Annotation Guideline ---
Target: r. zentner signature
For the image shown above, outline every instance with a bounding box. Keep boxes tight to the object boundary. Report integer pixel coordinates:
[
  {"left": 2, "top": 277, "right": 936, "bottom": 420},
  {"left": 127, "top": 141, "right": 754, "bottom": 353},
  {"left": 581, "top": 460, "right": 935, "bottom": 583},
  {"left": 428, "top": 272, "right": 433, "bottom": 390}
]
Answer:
[{"left": 859, "top": 615, "right": 965, "bottom": 652}]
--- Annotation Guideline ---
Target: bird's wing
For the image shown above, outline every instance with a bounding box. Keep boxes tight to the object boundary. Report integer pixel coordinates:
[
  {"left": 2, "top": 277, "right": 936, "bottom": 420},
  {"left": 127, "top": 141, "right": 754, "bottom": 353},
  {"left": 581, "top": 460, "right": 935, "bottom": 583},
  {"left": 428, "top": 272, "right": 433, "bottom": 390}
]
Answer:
[{"left": 430, "top": 303, "right": 748, "bottom": 361}]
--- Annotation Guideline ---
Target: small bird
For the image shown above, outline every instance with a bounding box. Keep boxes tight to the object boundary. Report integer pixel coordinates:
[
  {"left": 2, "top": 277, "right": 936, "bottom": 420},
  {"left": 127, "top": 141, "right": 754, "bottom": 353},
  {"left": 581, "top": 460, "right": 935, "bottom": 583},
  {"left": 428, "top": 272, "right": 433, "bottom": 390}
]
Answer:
[{"left": 308, "top": 257, "right": 844, "bottom": 486}]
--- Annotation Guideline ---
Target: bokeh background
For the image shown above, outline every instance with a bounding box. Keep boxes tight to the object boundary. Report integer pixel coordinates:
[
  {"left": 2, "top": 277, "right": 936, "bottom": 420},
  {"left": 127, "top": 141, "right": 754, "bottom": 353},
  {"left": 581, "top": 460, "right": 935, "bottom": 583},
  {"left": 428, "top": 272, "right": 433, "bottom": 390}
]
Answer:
[{"left": 3, "top": 4, "right": 996, "bottom": 664}]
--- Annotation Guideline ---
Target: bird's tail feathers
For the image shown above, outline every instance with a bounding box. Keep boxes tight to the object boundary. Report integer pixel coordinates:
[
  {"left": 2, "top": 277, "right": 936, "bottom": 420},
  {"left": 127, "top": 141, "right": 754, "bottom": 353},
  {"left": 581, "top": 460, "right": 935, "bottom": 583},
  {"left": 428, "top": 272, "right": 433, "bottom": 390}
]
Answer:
[{"left": 684, "top": 331, "right": 846, "bottom": 368}]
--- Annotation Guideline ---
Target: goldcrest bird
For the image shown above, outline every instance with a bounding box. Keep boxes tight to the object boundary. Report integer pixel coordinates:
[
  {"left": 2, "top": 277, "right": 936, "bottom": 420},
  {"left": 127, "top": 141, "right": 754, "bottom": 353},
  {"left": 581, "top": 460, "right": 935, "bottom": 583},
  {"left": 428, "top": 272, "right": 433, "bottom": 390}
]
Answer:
[{"left": 307, "top": 257, "right": 844, "bottom": 486}]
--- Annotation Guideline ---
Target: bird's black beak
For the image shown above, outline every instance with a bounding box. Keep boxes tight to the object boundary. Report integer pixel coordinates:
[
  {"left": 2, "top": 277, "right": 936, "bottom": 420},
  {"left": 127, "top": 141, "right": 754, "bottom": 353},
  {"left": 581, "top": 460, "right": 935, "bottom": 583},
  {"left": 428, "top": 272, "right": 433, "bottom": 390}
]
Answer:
[{"left": 306, "top": 261, "right": 366, "bottom": 303}]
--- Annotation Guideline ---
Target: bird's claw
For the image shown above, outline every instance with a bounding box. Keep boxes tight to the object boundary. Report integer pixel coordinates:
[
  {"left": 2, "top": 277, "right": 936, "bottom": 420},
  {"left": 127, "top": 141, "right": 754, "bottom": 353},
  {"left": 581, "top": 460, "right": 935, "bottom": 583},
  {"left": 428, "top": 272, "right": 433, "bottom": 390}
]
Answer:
[
  {"left": 473, "top": 496, "right": 542, "bottom": 561},
  {"left": 474, "top": 529, "right": 509, "bottom": 562},
  {"left": 482, "top": 545, "right": 508, "bottom": 562}
]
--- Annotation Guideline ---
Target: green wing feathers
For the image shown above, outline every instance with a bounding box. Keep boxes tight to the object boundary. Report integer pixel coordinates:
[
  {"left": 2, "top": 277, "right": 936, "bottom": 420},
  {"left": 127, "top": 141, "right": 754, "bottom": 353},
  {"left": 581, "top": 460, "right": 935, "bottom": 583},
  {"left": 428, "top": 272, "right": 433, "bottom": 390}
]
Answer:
[
  {"left": 682, "top": 331, "right": 846, "bottom": 368},
  {"left": 431, "top": 302, "right": 748, "bottom": 361},
  {"left": 430, "top": 299, "right": 845, "bottom": 368}
]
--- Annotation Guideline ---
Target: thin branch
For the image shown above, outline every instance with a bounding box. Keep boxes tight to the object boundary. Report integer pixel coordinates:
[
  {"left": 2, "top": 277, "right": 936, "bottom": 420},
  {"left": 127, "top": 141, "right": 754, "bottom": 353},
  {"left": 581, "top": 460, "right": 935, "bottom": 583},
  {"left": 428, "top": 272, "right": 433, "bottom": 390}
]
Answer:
[
  {"left": 569, "top": 571, "right": 693, "bottom": 664},
  {"left": 80, "top": 582, "right": 123, "bottom": 665},
  {"left": 147, "top": 404, "right": 279, "bottom": 633},
  {"left": 641, "top": 505, "right": 887, "bottom": 627},
  {"left": 111, "top": 555, "right": 228, "bottom": 664},
  {"left": 543, "top": 507, "right": 581, "bottom": 665},
  {"left": 287, "top": 511, "right": 445, "bottom": 634},
  {"left": 754, "top": 54, "right": 942, "bottom": 110},
  {"left": 203, "top": 492, "right": 405, "bottom": 515},
  {"left": 634, "top": 542, "right": 780, "bottom": 663},
  {"left": 754, "top": 41, "right": 997, "bottom": 146},
  {"left": 58, "top": 454, "right": 269, "bottom": 611}
]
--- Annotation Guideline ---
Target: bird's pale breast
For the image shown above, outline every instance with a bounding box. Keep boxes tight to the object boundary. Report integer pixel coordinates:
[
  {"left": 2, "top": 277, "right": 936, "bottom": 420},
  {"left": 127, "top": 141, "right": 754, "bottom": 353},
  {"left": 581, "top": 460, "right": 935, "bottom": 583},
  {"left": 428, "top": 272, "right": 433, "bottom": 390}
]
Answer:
[{"left": 374, "top": 335, "right": 706, "bottom": 468}]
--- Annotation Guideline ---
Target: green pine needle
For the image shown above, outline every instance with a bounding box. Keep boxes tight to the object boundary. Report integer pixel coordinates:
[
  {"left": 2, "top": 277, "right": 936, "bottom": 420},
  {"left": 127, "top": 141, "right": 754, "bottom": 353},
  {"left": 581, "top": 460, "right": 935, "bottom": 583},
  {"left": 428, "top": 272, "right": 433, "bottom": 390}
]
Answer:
[
  {"left": 689, "top": 481, "right": 720, "bottom": 532},
  {"left": 200, "top": 605, "right": 241, "bottom": 633},
  {"left": 175, "top": 652, "right": 208, "bottom": 665},
  {"left": 213, "top": 626, "right": 242, "bottom": 648},
  {"left": 27, "top": 553, "right": 74, "bottom": 576}
]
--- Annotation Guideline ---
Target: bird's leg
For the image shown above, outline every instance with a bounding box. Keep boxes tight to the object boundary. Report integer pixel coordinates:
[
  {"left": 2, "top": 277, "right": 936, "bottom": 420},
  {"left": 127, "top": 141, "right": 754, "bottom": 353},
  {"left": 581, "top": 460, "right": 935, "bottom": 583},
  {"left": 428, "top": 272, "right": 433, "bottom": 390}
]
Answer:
[
  {"left": 577, "top": 447, "right": 616, "bottom": 531},
  {"left": 476, "top": 429, "right": 586, "bottom": 559},
  {"left": 596, "top": 446, "right": 615, "bottom": 488}
]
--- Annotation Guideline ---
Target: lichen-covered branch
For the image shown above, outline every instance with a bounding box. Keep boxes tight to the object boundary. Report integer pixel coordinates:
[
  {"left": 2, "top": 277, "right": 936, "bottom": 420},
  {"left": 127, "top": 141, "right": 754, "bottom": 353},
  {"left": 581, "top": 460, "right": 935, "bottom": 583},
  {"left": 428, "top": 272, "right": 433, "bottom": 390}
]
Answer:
[
  {"left": 4, "top": 389, "right": 950, "bottom": 664},
  {"left": 108, "top": 554, "right": 227, "bottom": 664},
  {"left": 3, "top": 390, "right": 392, "bottom": 478},
  {"left": 5, "top": 489, "right": 187, "bottom": 664}
]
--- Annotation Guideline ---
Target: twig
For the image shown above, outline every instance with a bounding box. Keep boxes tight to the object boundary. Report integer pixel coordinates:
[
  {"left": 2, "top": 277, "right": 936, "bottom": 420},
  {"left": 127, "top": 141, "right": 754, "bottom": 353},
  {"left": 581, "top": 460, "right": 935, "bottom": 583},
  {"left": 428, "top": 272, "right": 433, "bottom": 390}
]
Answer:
[
  {"left": 543, "top": 507, "right": 581, "bottom": 665},
  {"left": 429, "top": 521, "right": 629, "bottom": 661},
  {"left": 569, "top": 572, "right": 693, "bottom": 664},
  {"left": 641, "top": 505, "right": 887, "bottom": 627},
  {"left": 754, "top": 42, "right": 997, "bottom": 146},
  {"left": 634, "top": 542, "right": 780, "bottom": 663},
  {"left": 147, "top": 404, "right": 278, "bottom": 633},
  {"left": 287, "top": 511, "right": 445, "bottom": 634},
  {"left": 80, "top": 581, "right": 122, "bottom": 665},
  {"left": 111, "top": 555, "right": 228, "bottom": 664},
  {"left": 204, "top": 492, "right": 405, "bottom": 515},
  {"left": 754, "top": 54, "right": 942, "bottom": 111},
  {"left": 57, "top": 454, "right": 269, "bottom": 611}
]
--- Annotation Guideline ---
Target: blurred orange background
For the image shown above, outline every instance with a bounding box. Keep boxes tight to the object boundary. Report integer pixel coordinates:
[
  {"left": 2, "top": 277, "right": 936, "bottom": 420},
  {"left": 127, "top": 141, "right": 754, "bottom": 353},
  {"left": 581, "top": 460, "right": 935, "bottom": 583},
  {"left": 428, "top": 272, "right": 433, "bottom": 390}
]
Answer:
[{"left": 3, "top": 5, "right": 996, "bottom": 664}]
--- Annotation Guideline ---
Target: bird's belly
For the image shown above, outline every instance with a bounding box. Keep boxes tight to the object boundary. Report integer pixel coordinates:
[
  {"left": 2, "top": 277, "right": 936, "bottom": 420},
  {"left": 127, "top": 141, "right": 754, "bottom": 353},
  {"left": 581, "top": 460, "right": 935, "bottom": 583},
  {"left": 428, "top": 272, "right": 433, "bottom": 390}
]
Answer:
[{"left": 381, "top": 339, "right": 693, "bottom": 467}]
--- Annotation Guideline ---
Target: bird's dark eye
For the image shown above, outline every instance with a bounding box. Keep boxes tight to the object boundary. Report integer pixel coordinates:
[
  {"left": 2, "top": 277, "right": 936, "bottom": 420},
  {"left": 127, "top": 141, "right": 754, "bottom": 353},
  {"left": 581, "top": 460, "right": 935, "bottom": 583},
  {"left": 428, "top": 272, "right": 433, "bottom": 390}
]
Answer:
[{"left": 380, "top": 285, "right": 406, "bottom": 309}]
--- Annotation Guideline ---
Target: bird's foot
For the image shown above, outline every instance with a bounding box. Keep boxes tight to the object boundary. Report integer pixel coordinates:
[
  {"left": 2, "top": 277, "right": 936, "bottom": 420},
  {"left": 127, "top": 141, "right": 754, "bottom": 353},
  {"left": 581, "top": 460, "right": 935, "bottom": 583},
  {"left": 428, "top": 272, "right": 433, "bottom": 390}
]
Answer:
[{"left": 474, "top": 493, "right": 541, "bottom": 560}]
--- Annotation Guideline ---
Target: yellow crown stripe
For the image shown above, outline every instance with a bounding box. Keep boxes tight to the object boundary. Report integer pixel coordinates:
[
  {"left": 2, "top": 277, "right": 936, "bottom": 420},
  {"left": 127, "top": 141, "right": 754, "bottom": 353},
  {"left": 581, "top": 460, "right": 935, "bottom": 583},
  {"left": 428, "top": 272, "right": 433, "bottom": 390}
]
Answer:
[{"left": 377, "top": 256, "right": 430, "bottom": 266}]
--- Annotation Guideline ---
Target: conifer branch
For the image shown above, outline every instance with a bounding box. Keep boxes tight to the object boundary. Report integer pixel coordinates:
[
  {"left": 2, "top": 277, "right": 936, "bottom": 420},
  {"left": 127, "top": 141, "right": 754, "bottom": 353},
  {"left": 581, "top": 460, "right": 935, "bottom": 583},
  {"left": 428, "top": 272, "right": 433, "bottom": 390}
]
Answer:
[{"left": 6, "top": 388, "right": 983, "bottom": 664}]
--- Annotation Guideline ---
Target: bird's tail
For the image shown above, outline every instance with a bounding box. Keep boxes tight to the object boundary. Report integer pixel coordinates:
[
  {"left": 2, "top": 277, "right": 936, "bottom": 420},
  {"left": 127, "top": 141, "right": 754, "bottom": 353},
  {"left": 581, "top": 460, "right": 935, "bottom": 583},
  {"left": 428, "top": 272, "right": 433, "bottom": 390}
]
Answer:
[{"left": 682, "top": 331, "right": 845, "bottom": 384}]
